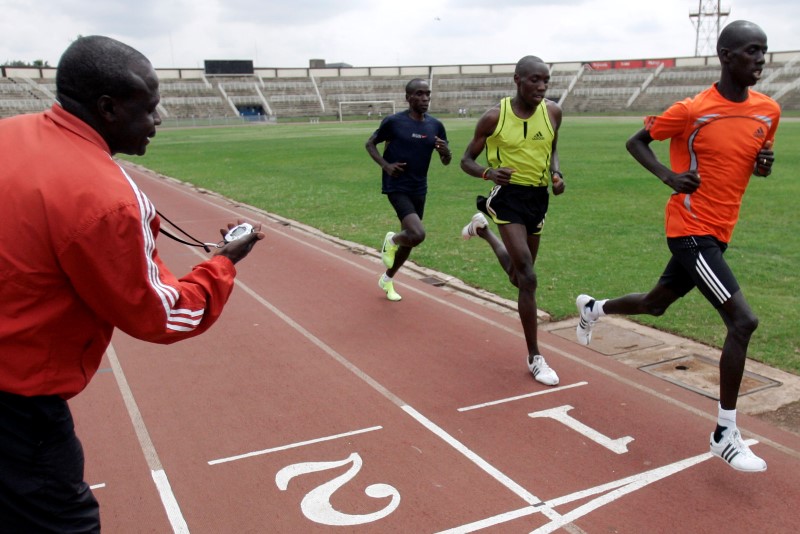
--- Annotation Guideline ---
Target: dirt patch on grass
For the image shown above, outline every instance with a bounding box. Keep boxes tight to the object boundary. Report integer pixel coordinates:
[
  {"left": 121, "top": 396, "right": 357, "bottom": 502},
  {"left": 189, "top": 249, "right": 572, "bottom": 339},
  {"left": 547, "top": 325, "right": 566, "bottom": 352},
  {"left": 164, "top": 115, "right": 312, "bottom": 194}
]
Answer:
[{"left": 755, "top": 400, "right": 800, "bottom": 436}]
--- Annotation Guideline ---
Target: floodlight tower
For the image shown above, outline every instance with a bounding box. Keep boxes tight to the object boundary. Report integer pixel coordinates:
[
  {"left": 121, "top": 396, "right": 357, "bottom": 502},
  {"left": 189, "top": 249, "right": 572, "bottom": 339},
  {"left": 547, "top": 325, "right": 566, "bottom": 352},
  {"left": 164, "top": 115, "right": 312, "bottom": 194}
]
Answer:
[{"left": 689, "top": 0, "right": 730, "bottom": 56}]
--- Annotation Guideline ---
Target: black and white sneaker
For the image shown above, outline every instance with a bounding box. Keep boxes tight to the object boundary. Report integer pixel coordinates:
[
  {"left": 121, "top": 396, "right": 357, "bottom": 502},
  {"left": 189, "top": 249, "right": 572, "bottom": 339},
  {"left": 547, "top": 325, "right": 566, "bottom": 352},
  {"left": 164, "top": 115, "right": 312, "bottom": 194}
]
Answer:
[
  {"left": 461, "top": 212, "right": 488, "bottom": 240},
  {"left": 709, "top": 429, "right": 767, "bottom": 472},
  {"left": 576, "top": 294, "right": 599, "bottom": 345},
  {"left": 527, "top": 354, "right": 559, "bottom": 386}
]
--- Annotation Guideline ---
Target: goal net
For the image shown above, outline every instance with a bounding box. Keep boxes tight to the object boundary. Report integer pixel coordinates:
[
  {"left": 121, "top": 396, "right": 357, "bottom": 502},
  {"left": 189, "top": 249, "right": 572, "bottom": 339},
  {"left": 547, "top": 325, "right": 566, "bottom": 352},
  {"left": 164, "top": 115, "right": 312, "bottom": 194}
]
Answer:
[{"left": 338, "top": 100, "right": 396, "bottom": 122}]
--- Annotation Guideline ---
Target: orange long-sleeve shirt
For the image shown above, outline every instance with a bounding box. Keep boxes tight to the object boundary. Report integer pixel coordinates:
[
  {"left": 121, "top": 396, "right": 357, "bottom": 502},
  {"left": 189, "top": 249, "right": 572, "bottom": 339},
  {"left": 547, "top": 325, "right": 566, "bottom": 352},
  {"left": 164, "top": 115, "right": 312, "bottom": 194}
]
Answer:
[{"left": 0, "top": 104, "right": 236, "bottom": 398}]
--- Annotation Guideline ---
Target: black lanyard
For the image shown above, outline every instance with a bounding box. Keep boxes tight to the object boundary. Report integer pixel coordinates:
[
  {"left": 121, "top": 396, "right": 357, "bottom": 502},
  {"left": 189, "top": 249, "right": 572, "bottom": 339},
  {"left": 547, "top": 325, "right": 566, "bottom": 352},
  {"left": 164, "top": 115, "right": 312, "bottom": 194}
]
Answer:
[{"left": 156, "top": 210, "right": 219, "bottom": 252}]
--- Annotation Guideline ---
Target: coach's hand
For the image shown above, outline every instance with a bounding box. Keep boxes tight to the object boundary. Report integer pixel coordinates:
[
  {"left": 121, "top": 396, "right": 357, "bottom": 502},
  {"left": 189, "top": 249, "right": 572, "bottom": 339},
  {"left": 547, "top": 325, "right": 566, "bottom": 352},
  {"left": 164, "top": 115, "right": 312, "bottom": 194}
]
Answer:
[{"left": 215, "top": 220, "right": 265, "bottom": 264}]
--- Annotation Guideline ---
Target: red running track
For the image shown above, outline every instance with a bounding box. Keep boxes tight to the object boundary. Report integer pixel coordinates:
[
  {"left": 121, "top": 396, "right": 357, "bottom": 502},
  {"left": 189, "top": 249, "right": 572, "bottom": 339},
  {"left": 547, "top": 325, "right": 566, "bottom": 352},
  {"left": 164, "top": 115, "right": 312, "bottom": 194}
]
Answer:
[{"left": 69, "top": 162, "right": 800, "bottom": 533}]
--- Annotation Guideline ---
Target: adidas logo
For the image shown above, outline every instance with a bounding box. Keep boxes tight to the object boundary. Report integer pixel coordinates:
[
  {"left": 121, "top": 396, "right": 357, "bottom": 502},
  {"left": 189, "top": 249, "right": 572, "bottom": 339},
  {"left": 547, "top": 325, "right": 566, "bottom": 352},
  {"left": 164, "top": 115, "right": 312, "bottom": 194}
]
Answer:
[
  {"left": 531, "top": 131, "right": 545, "bottom": 141},
  {"left": 753, "top": 127, "right": 766, "bottom": 140}
]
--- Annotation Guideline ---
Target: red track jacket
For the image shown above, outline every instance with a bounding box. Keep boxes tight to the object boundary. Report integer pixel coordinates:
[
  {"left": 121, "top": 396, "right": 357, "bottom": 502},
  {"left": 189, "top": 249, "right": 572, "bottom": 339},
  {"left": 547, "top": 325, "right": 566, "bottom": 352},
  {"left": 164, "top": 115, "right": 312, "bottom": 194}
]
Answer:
[{"left": 0, "top": 104, "right": 236, "bottom": 399}]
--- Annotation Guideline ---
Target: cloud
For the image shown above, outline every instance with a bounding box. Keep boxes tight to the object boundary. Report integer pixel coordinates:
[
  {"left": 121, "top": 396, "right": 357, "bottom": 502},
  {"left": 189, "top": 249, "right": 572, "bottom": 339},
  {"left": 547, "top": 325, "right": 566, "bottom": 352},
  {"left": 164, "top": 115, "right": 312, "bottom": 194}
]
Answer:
[{"left": 2, "top": 0, "right": 798, "bottom": 69}]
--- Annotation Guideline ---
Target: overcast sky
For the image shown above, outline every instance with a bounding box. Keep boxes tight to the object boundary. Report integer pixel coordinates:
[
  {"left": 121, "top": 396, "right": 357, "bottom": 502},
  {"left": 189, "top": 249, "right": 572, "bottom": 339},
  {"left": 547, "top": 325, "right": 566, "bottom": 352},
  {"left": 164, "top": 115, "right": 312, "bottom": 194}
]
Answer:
[{"left": 3, "top": 0, "right": 799, "bottom": 69}]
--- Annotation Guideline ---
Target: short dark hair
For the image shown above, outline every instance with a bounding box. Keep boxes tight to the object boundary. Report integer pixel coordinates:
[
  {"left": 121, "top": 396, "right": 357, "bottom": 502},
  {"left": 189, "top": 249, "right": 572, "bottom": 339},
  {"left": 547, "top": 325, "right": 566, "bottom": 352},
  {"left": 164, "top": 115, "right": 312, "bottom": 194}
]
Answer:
[
  {"left": 56, "top": 35, "right": 150, "bottom": 105},
  {"left": 405, "top": 78, "right": 428, "bottom": 95},
  {"left": 515, "top": 55, "right": 545, "bottom": 76}
]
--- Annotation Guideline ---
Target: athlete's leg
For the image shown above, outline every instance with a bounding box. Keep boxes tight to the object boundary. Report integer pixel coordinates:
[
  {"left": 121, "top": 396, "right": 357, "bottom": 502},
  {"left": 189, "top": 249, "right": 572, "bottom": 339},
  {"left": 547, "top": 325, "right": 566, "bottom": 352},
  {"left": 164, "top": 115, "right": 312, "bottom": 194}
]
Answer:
[
  {"left": 498, "top": 223, "right": 540, "bottom": 355},
  {"left": 386, "top": 213, "right": 425, "bottom": 278},
  {"left": 664, "top": 238, "right": 755, "bottom": 409},
  {"left": 710, "top": 290, "right": 764, "bottom": 472},
  {"left": 716, "top": 291, "right": 758, "bottom": 410},
  {"left": 576, "top": 255, "right": 686, "bottom": 345},
  {"left": 475, "top": 224, "right": 514, "bottom": 277},
  {"left": 602, "top": 283, "right": 681, "bottom": 316}
]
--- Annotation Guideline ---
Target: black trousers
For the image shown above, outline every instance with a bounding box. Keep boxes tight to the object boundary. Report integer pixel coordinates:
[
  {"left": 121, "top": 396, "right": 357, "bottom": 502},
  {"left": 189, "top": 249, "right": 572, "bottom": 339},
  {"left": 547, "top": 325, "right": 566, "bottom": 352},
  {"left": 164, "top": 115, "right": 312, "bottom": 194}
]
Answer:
[{"left": 0, "top": 391, "right": 100, "bottom": 533}]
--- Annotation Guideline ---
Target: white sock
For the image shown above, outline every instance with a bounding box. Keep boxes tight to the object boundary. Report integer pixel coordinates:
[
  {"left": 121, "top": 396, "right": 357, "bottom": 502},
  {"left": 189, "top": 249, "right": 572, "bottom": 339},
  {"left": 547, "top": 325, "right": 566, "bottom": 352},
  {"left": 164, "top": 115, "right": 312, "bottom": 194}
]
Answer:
[
  {"left": 381, "top": 274, "right": 393, "bottom": 283},
  {"left": 716, "top": 403, "right": 737, "bottom": 440},
  {"left": 595, "top": 299, "right": 608, "bottom": 317},
  {"left": 388, "top": 236, "right": 396, "bottom": 246}
]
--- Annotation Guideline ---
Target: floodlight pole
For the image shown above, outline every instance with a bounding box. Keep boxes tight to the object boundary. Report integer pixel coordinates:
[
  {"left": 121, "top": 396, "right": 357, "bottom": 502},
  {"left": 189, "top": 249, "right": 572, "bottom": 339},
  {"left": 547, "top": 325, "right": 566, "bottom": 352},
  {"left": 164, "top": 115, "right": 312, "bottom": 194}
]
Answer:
[{"left": 689, "top": 0, "right": 730, "bottom": 57}]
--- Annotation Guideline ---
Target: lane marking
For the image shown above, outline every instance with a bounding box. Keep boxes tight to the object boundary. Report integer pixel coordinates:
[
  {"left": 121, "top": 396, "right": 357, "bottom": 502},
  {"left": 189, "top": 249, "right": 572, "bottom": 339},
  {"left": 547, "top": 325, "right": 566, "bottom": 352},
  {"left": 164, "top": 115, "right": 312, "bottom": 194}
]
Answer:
[
  {"left": 175, "top": 237, "right": 559, "bottom": 516},
  {"left": 435, "top": 506, "right": 538, "bottom": 533},
  {"left": 458, "top": 382, "right": 588, "bottom": 412},
  {"left": 529, "top": 405, "right": 633, "bottom": 454},
  {"left": 130, "top": 168, "right": 797, "bottom": 530},
  {"left": 437, "top": 443, "right": 751, "bottom": 533},
  {"left": 89, "top": 483, "right": 106, "bottom": 490},
  {"left": 401, "top": 405, "right": 561, "bottom": 520},
  {"left": 208, "top": 426, "right": 383, "bottom": 465},
  {"left": 106, "top": 344, "right": 189, "bottom": 533},
  {"left": 216, "top": 209, "right": 798, "bottom": 461},
  {"left": 529, "top": 443, "right": 753, "bottom": 534}
]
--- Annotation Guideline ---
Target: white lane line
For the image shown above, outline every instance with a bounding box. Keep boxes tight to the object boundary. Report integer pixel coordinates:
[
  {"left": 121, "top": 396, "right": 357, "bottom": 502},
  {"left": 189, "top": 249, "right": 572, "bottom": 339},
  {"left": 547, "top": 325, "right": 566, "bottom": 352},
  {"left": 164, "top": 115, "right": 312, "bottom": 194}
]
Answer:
[
  {"left": 438, "top": 443, "right": 744, "bottom": 534},
  {"left": 89, "top": 483, "right": 106, "bottom": 490},
  {"left": 528, "top": 445, "right": 740, "bottom": 534},
  {"left": 208, "top": 426, "right": 383, "bottom": 465},
  {"left": 458, "top": 382, "right": 588, "bottom": 412},
  {"left": 227, "top": 212, "right": 797, "bottom": 461},
  {"left": 401, "top": 405, "right": 561, "bottom": 522},
  {"left": 106, "top": 344, "right": 189, "bottom": 533},
  {"left": 177, "top": 239, "right": 552, "bottom": 515},
  {"left": 228, "top": 272, "right": 554, "bottom": 514},
  {"left": 435, "top": 505, "right": 538, "bottom": 534},
  {"left": 136, "top": 167, "right": 787, "bottom": 530}
]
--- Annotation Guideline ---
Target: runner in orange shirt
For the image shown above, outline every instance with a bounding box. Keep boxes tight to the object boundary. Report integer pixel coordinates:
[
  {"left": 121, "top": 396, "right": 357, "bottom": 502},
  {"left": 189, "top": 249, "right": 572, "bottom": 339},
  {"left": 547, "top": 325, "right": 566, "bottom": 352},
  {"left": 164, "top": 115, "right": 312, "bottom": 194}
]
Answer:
[{"left": 574, "top": 20, "right": 779, "bottom": 472}]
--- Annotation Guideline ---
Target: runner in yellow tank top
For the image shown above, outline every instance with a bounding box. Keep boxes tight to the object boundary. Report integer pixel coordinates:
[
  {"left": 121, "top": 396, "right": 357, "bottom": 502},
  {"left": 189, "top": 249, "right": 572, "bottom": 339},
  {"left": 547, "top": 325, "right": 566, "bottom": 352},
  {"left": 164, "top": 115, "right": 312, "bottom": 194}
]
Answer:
[
  {"left": 460, "top": 55, "right": 565, "bottom": 387},
  {"left": 486, "top": 96, "right": 555, "bottom": 187}
]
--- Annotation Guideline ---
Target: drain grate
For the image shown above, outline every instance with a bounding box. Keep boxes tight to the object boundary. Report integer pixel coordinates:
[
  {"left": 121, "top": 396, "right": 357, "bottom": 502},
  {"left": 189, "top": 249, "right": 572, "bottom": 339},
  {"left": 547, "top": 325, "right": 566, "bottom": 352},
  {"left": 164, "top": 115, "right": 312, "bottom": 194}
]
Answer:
[
  {"left": 420, "top": 276, "right": 446, "bottom": 287},
  {"left": 639, "top": 354, "right": 781, "bottom": 400}
]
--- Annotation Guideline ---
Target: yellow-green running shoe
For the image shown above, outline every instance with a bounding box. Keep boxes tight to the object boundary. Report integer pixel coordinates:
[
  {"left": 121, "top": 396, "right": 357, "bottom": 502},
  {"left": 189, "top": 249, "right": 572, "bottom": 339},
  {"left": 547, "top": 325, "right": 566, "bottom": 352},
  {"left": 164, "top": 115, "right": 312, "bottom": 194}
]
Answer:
[
  {"left": 378, "top": 276, "right": 402, "bottom": 301},
  {"left": 381, "top": 231, "right": 398, "bottom": 268}
]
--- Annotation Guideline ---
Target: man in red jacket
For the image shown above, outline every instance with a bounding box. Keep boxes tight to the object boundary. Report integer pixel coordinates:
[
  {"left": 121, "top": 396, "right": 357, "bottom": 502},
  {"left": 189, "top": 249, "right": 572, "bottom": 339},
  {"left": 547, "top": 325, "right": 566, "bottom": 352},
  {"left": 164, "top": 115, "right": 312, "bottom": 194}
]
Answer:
[{"left": 0, "top": 36, "right": 263, "bottom": 531}]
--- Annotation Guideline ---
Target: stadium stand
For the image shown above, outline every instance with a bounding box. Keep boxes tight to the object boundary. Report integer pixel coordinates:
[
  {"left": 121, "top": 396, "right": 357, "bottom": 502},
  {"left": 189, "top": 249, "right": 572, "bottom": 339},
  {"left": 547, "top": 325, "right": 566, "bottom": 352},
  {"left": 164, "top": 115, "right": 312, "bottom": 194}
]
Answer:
[
  {"left": 158, "top": 79, "right": 233, "bottom": 119},
  {"left": 2, "top": 51, "right": 799, "bottom": 122},
  {"left": 0, "top": 76, "right": 52, "bottom": 118}
]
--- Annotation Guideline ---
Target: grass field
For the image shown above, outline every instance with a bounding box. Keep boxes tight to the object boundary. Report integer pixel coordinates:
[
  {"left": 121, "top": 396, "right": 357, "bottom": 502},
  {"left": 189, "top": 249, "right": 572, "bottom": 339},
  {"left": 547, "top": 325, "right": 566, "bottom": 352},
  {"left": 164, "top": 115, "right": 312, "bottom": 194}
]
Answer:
[{"left": 126, "top": 117, "right": 800, "bottom": 375}]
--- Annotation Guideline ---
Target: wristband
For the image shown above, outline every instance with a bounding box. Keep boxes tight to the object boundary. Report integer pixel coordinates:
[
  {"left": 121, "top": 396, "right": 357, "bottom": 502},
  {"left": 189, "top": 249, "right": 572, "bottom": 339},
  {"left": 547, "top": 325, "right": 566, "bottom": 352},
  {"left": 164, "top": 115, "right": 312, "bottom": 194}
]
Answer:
[
  {"left": 482, "top": 167, "right": 492, "bottom": 180},
  {"left": 551, "top": 170, "right": 563, "bottom": 179}
]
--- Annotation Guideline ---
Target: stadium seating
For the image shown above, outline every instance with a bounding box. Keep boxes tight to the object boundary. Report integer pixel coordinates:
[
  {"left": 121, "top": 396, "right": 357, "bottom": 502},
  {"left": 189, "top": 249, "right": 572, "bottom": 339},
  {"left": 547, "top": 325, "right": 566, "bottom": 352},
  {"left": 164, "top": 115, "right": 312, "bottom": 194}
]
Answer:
[
  {"left": 2, "top": 53, "right": 799, "bottom": 121},
  {"left": 0, "top": 77, "right": 51, "bottom": 118}
]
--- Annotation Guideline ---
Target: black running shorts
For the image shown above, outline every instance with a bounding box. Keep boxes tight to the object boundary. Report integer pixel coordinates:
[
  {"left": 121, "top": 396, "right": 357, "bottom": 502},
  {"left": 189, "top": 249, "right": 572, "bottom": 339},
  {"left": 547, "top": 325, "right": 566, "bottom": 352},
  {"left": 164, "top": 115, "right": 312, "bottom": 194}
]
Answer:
[
  {"left": 660, "top": 235, "right": 740, "bottom": 308},
  {"left": 387, "top": 192, "right": 426, "bottom": 222},
  {"left": 478, "top": 184, "right": 549, "bottom": 235}
]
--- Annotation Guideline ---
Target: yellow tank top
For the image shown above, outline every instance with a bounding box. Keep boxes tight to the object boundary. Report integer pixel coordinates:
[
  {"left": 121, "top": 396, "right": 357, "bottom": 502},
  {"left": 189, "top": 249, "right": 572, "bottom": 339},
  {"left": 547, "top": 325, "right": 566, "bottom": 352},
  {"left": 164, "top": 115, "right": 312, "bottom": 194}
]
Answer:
[{"left": 486, "top": 97, "right": 554, "bottom": 186}]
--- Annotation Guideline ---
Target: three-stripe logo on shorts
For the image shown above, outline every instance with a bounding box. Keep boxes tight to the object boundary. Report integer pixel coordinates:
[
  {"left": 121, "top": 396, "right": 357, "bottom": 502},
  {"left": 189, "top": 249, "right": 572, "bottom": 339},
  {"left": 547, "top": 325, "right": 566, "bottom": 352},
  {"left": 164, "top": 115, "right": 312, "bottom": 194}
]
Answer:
[{"left": 695, "top": 252, "right": 731, "bottom": 304}]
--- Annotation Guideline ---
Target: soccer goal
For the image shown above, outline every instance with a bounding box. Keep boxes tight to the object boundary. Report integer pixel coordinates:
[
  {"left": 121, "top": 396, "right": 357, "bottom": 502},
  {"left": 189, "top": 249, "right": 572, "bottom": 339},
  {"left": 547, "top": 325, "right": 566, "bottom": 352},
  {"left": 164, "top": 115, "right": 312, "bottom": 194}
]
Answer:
[{"left": 338, "top": 100, "right": 396, "bottom": 122}]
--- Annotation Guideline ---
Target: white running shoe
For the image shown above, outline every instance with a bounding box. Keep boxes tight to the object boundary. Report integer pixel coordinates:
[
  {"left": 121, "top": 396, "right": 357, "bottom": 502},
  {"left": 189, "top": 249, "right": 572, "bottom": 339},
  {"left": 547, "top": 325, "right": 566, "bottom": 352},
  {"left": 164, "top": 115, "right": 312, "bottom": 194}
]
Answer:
[
  {"left": 709, "top": 429, "right": 767, "bottom": 472},
  {"left": 576, "top": 294, "right": 599, "bottom": 345},
  {"left": 527, "top": 354, "right": 559, "bottom": 386},
  {"left": 461, "top": 212, "right": 488, "bottom": 240}
]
